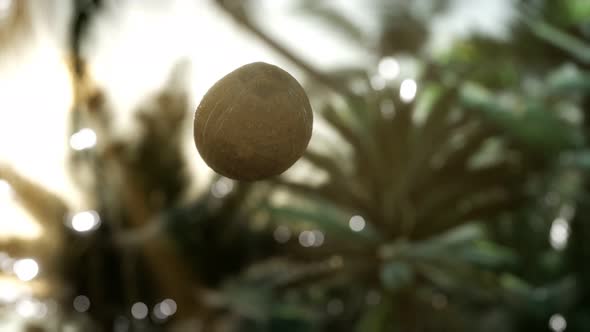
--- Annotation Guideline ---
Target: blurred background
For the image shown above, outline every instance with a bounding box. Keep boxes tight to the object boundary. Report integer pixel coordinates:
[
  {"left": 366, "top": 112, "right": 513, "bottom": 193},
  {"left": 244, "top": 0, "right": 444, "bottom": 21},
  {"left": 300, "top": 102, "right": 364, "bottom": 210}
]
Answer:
[{"left": 0, "top": 0, "right": 589, "bottom": 331}]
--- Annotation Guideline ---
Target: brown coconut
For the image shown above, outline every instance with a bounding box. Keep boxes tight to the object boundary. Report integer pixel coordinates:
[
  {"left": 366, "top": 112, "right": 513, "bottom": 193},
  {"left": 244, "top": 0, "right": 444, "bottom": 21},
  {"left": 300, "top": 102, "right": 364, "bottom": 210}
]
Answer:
[{"left": 194, "top": 62, "right": 313, "bottom": 181}]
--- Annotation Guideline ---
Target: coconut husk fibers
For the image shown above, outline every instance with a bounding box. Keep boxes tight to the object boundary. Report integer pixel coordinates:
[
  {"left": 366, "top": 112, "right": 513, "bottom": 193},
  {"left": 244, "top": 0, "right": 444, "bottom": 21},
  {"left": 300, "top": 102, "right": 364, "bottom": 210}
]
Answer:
[{"left": 194, "top": 62, "right": 313, "bottom": 181}]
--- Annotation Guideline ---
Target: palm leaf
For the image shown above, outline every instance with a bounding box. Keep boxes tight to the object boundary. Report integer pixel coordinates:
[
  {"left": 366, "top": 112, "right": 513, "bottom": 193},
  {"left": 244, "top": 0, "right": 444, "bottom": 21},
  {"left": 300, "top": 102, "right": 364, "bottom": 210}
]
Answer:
[
  {"left": 520, "top": 9, "right": 590, "bottom": 64},
  {"left": 0, "top": 165, "right": 69, "bottom": 231},
  {"left": 548, "top": 65, "right": 590, "bottom": 94},
  {"left": 461, "top": 84, "right": 583, "bottom": 153},
  {"left": 264, "top": 204, "right": 381, "bottom": 244},
  {"left": 294, "top": 1, "right": 366, "bottom": 44}
]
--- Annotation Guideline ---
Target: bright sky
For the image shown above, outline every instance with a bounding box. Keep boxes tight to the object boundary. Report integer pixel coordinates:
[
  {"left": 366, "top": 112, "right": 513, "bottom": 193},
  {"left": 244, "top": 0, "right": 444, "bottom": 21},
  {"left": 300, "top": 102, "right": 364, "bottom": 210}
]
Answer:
[
  {"left": 0, "top": 0, "right": 514, "bottom": 241},
  {"left": 0, "top": 0, "right": 515, "bottom": 240}
]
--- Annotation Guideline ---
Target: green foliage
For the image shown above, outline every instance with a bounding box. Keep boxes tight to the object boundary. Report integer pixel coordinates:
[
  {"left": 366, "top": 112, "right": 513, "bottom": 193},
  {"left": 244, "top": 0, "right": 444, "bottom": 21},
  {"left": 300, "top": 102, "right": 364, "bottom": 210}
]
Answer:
[
  {"left": 548, "top": 65, "right": 590, "bottom": 94},
  {"left": 24, "top": 0, "right": 590, "bottom": 331},
  {"left": 224, "top": 0, "right": 590, "bottom": 331},
  {"left": 460, "top": 83, "right": 583, "bottom": 154},
  {"left": 355, "top": 297, "right": 395, "bottom": 332}
]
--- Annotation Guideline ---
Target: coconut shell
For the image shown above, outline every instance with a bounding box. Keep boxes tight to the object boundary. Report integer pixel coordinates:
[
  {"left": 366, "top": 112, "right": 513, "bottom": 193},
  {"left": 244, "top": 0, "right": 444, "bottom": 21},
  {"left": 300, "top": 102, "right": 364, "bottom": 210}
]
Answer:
[{"left": 194, "top": 62, "right": 313, "bottom": 181}]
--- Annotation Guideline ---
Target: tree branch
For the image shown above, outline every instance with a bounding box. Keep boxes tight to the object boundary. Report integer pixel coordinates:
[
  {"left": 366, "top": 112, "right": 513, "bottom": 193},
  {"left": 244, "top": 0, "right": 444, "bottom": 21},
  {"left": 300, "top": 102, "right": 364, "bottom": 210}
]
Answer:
[{"left": 215, "top": 0, "right": 355, "bottom": 98}]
